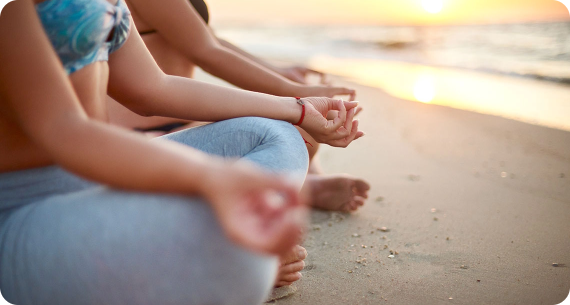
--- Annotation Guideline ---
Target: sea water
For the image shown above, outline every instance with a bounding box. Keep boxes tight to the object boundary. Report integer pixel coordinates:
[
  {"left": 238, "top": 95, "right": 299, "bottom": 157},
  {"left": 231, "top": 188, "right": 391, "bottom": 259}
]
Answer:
[
  {"left": 215, "top": 22, "right": 570, "bottom": 131},
  {"left": 214, "top": 21, "right": 570, "bottom": 84}
]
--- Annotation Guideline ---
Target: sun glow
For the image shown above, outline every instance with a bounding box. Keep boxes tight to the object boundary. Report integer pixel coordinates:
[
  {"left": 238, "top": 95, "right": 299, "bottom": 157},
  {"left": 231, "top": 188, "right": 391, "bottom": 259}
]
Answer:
[
  {"left": 422, "top": 0, "right": 443, "bottom": 14},
  {"left": 413, "top": 73, "right": 437, "bottom": 103}
]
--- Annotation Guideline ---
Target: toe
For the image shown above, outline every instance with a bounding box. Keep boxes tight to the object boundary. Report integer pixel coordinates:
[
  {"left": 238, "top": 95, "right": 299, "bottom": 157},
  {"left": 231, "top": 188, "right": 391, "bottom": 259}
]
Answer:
[
  {"left": 352, "top": 179, "right": 370, "bottom": 198},
  {"left": 279, "top": 272, "right": 302, "bottom": 283},
  {"left": 275, "top": 281, "right": 294, "bottom": 287},
  {"left": 279, "top": 260, "right": 305, "bottom": 275},
  {"left": 347, "top": 196, "right": 366, "bottom": 211},
  {"left": 280, "top": 245, "right": 307, "bottom": 265}
]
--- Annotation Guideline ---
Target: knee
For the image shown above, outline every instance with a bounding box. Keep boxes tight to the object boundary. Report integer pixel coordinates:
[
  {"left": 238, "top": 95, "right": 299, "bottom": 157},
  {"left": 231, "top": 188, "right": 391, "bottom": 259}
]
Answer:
[{"left": 236, "top": 117, "right": 309, "bottom": 158}]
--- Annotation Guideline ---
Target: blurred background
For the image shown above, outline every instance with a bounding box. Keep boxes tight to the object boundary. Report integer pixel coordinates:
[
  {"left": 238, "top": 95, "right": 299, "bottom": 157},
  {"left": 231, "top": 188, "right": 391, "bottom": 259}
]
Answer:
[{"left": 207, "top": 0, "right": 570, "bottom": 131}]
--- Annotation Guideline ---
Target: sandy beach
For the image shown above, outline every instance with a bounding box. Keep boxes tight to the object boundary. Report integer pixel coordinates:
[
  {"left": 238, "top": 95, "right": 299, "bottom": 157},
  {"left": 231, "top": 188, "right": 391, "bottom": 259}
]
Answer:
[{"left": 194, "top": 69, "right": 570, "bottom": 305}]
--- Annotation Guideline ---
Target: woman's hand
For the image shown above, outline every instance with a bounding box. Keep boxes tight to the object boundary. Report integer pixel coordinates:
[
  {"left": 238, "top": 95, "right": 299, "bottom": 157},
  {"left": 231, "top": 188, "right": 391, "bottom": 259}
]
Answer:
[
  {"left": 201, "top": 160, "right": 308, "bottom": 256},
  {"left": 297, "top": 84, "right": 356, "bottom": 102},
  {"left": 299, "top": 97, "right": 364, "bottom": 148},
  {"left": 278, "top": 66, "right": 328, "bottom": 85}
]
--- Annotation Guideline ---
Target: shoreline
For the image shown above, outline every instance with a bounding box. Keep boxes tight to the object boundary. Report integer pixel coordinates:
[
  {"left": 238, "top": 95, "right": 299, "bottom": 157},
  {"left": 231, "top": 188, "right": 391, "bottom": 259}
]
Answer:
[{"left": 308, "top": 57, "right": 570, "bottom": 133}]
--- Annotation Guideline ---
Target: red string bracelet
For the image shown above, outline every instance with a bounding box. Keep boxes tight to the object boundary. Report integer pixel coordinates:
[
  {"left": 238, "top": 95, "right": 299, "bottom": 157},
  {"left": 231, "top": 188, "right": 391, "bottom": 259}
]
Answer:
[
  {"left": 293, "top": 97, "right": 305, "bottom": 126},
  {"left": 292, "top": 97, "right": 313, "bottom": 147}
]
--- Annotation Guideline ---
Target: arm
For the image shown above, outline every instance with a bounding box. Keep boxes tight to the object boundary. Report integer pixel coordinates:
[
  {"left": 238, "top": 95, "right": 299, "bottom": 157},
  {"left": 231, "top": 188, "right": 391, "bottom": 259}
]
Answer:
[
  {"left": 0, "top": 1, "right": 304, "bottom": 255},
  {"left": 107, "top": 24, "right": 359, "bottom": 146},
  {"left": 217, "top": 38, "right": 328, "bottom": 85},
  {"left": 126, "top": 0, "right": 352, "bottom": 99}
]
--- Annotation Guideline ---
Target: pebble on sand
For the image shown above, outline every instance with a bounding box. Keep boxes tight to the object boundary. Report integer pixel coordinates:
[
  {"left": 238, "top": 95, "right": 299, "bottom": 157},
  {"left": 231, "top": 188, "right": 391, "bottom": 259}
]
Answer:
[
  {"left": 408, "top": 174, "right": 421, "bottom": 181},
  {"left": 352, "top": 233, "right": 360, "bottom": 237},
  {"left": 378, "top": 227, "right": 390, "bottom": 232},
  {"left": 388, "top": 255, "right": 395, "bottom": 259}
]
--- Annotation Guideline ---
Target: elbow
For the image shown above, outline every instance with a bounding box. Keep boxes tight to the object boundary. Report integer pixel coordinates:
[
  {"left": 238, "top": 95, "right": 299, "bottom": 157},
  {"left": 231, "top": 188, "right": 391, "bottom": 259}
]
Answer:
[{"left": 110, "top": 76, "right": 166, "bottom": 117}]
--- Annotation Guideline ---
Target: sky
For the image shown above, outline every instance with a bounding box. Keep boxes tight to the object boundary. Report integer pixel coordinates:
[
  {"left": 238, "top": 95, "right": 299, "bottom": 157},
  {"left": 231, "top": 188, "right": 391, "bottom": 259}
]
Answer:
[{"left": 208, "top": 0, "right": 570, "bottom": 25}]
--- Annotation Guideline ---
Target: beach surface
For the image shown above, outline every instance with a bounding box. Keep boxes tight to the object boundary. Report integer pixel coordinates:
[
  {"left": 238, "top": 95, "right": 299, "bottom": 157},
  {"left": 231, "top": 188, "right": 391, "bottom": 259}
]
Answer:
[{"left": 194, "top": 69, "right": 570, "bottom": 305}]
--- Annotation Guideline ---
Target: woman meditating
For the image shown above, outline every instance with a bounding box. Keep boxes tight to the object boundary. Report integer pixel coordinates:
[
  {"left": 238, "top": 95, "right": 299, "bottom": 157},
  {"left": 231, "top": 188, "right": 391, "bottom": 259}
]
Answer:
[
  {"left": 0, "top": 0, "right": 362, "bottom": 304},
  {"left": 107, "top": 0, "right": 372, "bottom": 288},
  {"left": 110, "top": 0, "right": 371, "bottom": 218}
]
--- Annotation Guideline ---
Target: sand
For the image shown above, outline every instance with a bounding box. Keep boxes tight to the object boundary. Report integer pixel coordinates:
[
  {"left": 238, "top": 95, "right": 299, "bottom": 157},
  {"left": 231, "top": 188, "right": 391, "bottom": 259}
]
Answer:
[{"left": 193, "top": 69, "right": 570, "bottom": 305}]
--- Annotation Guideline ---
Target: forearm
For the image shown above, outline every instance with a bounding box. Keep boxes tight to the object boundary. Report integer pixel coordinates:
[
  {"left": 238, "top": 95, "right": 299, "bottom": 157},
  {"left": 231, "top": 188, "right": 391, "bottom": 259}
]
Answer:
[
  {"left": 217, "top": 38, "right": 282, "bottom": 74},
  {"left": 44, "top": 116, "right": 216, "bottom": 195},
  {"left": 194, "top": 46, "right": 301, "bottom": 96},
  {"left": 135, "top": 75, "right": 302, "bottom": 123}
]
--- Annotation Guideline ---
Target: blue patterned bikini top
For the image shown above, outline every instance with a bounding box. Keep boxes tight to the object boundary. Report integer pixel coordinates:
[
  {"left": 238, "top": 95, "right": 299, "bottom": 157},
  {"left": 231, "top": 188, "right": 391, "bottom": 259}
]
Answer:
[{"left": 36, "top": 0, "right": 131, "bottom": 74}]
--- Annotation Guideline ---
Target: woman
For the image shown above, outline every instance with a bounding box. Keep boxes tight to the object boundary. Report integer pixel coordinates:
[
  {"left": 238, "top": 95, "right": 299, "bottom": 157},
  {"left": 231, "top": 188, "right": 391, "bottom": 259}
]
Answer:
[
  {"left": 109, "top": 0, "right": 371, "bottom": 289},
  {"left": 0, "top": 1, "right": 362, "bottom": 304},
  {"left": 109, "top": 0, "right": 371, "bottom": 213}
]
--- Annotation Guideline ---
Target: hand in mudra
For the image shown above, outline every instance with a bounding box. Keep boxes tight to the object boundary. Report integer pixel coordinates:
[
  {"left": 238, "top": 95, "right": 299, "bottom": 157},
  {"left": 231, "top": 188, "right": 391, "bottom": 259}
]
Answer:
[
  {"left": 279, "top": 66, "right": 328, "bottom": 85},
  {"left": 300, "top": 97, "right": 364, "bottom": 148},
  {"left": 203, "top": 160, "right": 308, "bottom": 256}
]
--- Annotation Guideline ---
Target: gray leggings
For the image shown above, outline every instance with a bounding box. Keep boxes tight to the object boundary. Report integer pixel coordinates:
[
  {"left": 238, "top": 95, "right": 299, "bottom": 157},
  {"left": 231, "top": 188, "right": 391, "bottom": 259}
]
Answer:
[{"left": 0, "top": 117, "right": 309, "bottom": 305}]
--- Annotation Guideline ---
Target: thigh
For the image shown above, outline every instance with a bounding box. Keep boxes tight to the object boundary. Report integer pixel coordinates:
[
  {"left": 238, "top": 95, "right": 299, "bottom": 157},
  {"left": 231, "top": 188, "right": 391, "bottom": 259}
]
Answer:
[
  {"left": 158, "top": 117, "right": 309, "bottom": 182},
  {"left": 0, "top": 187, "right": 277, "bottom": 305}
]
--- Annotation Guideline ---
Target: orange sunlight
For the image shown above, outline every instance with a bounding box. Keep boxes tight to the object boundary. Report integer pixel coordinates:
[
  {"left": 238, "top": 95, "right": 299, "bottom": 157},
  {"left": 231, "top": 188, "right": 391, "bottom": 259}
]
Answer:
[
  {"left": 309, "top": 57, "right": 570, "bottom": 132},
  {"left": 209, "top": 0, "right": 570, "bottom": 25}
]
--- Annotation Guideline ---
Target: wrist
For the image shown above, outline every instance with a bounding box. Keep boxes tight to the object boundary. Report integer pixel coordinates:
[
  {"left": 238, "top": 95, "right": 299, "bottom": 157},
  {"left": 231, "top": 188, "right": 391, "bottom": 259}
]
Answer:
[
  {"left": 278, "top": 96, "right": 304, "bottom": 124},
  {"left": 195, "top": 157, "right": 226, "bottom": 199}
]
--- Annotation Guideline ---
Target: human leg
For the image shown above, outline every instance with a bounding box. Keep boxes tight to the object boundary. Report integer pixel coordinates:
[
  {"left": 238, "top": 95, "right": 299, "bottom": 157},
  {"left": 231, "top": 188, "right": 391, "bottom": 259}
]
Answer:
[
  {"left": 294, "top": 125, "right": 371, "bottom": 212},
  {"left": 0, "top": 189, "right": 277, "bottom": 305},
  {"left": 0, "top": 118, "right": 309, "bottom": 305},
  {"left": 159, "top": 117, "right": 309, "bottom": 185}
]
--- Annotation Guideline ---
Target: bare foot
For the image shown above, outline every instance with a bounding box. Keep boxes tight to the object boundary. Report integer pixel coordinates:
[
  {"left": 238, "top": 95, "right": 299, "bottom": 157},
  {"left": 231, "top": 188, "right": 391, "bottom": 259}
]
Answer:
[
  {"left": 275, "top": 245, "right": 307, "bottom": 287},
  {"left": 307, "top": 174, "right": 370, "bottom": 212}
]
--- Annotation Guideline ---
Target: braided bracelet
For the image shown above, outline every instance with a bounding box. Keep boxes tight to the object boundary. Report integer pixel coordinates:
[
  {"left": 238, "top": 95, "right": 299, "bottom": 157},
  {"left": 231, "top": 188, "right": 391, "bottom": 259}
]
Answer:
[{"left": 293, "top": 97, "right": 305, "bottom": 126}]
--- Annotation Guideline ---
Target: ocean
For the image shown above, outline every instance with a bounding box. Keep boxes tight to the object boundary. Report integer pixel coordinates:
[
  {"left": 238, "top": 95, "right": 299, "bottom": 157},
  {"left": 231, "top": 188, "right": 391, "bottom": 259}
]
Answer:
[
  {"left": 214, "top": 21, "right": 570, "bottom": 85},
  {"left": 213, "top": 21, "right": 570, "bottom": 132}
]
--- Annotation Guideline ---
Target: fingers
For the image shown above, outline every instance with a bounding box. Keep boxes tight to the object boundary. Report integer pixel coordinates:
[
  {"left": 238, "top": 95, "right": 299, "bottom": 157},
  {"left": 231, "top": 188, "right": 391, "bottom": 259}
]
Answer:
[
  {"left": 344, "top": 107, "right": 357, "bottom": 132},
  {"left": 329, "top": 87, "right": 356, "bottom": 100},
  {"left": 325, "top": 99, "right": 347, "bottom": 136},
  {"left": 354, "top": 106, "right": 363, "bottom": 116},
  {"left": 344, "top": 100, "right": 359, "bottom": 111},
  {"left": 328, "top": 119, "right": 361, "bottom": 147},
  {"left": 254, "top": 205, "right": 307, "bottom": 255}
]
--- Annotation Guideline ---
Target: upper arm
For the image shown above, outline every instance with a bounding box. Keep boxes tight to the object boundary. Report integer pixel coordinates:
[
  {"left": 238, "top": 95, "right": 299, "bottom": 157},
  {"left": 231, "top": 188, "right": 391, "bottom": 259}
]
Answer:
[
  {"left": 106, "top": 18, "right": 167, "bottom": 115},
  {"left": 126, "top": 0, "right": 219, "bottom": 61},
  {"left": 0, "top": 0, "right": 88, "bottom": 143}
]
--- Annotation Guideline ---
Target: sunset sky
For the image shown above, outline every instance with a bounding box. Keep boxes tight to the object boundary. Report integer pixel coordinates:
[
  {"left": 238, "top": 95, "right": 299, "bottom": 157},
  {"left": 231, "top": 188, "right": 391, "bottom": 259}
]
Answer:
[{"left": 208, "top": 0, "right": 570, "bottom": 25}]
